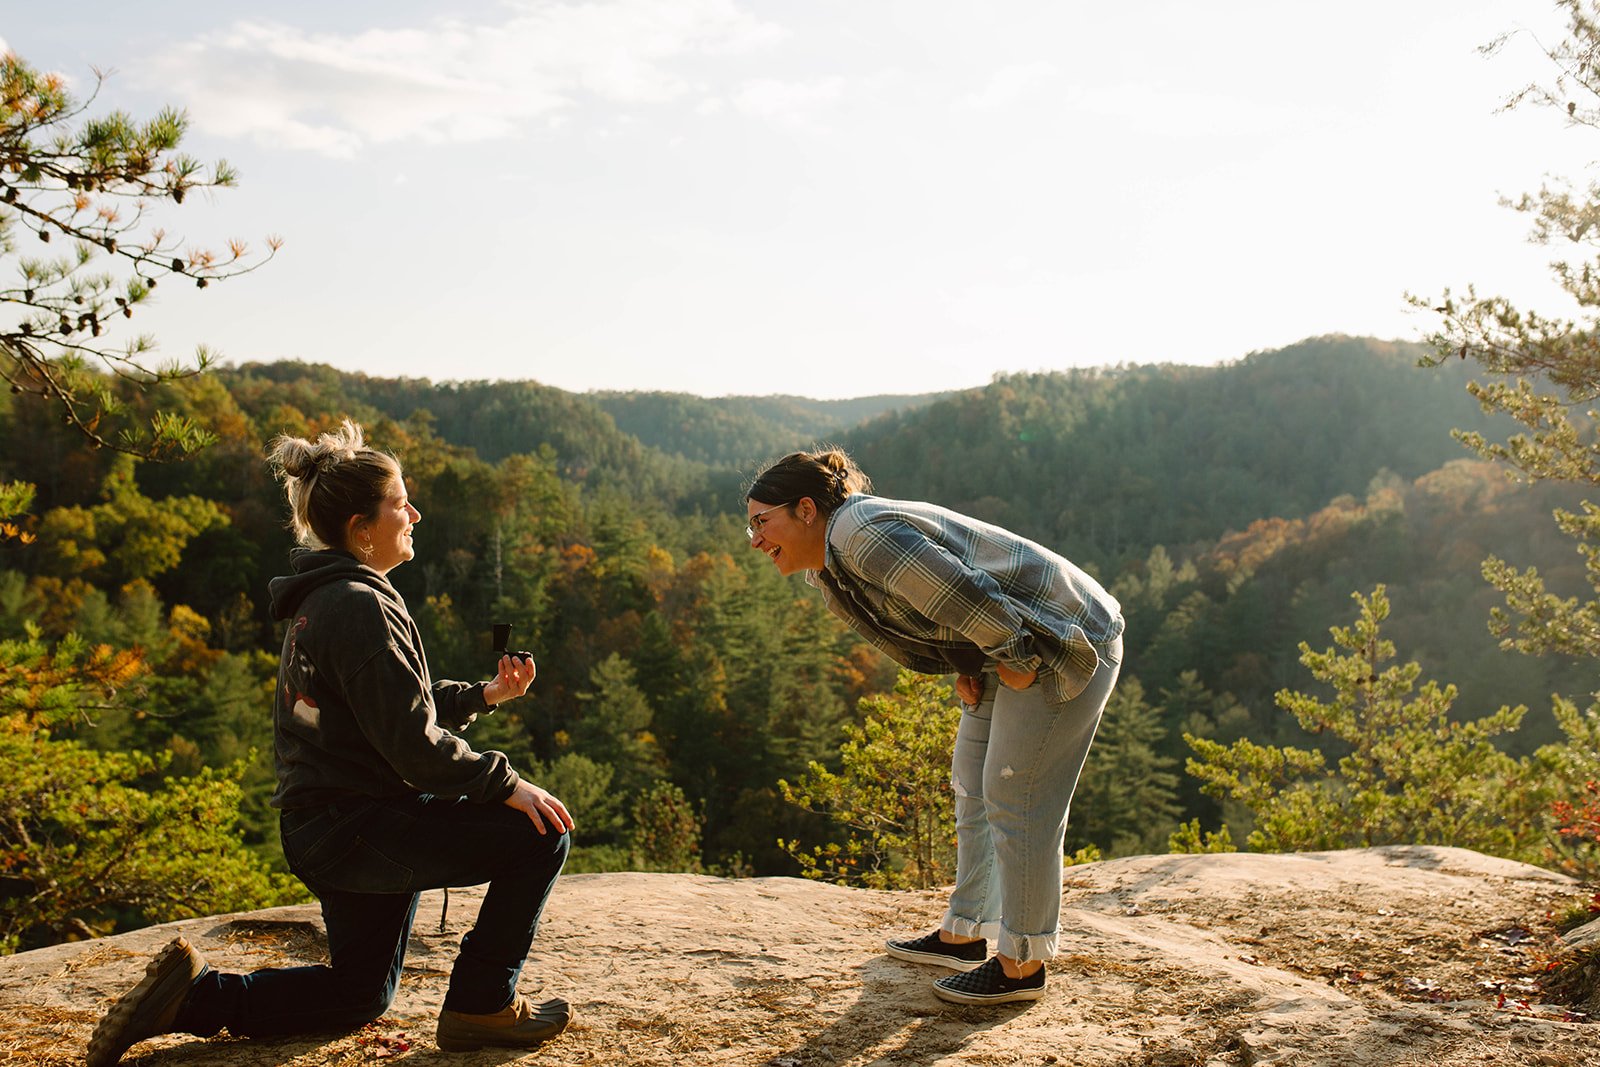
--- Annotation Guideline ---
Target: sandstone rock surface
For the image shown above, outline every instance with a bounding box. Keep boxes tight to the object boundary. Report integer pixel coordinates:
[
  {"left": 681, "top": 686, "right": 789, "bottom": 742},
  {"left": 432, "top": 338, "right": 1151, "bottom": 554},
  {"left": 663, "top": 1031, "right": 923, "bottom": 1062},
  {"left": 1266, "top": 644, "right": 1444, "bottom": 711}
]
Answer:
[{"left": 1, "top": 845, "right": 1593, "bottom": 1066}]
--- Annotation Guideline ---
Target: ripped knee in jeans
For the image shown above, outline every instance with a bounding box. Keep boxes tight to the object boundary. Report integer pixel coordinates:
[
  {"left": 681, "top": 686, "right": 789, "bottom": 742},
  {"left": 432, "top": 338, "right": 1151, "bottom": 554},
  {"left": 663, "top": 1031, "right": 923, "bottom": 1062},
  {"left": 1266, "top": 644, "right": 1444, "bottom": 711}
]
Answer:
[{"left": 951, "top": 769, "right": 981, "bottom": 799}]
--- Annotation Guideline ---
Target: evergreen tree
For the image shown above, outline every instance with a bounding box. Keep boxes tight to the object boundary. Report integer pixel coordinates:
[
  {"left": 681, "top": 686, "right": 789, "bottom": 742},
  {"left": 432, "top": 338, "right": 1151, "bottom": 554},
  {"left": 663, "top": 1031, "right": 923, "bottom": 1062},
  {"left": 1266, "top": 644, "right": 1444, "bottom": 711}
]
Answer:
[
  {"left": 1183, "top": 587, "right": 1549, "bottom": 859},
  {"left": 0, "top": 481, "right": 33, "bottom": 544},
  {"left": 530, "top": 752, "right": 628, "bottom": 873},
  {"left": 778, "top": 671, "right": 960, "bottom": 890},
  {"left": 0, "top": 53, "right": 277, "bottom": 459},
  {"left": 572, "top": 653, "right": 662, "bottom": 798},
  {"left": 1066, "top": 677, "right": 1182, "bottom": 857},
  {"left": 1415, "top": 3, "right": 1600, "bottom": 649},
  {"left": 1410, "top": 0, "right": 1600, "bottom": 854}
]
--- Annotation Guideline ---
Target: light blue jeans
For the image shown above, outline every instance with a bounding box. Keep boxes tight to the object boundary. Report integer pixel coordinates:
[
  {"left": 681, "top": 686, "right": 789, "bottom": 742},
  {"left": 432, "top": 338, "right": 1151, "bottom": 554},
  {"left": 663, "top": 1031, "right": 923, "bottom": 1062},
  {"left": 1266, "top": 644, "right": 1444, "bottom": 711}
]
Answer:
[{"left": 943, "top": 635, "right": 1122, "bottom": 963}]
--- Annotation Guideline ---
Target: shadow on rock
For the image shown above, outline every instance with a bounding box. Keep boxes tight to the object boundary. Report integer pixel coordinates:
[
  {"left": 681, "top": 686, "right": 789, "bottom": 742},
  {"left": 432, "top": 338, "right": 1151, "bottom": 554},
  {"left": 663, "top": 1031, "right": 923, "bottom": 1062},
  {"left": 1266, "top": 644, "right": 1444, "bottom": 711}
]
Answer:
[
  {"left": 140, "top": 1030, "right": 537, "bottom": 1066},
  {"left": 764, "top": 956, "right": 1034, "bottom": 1066}
]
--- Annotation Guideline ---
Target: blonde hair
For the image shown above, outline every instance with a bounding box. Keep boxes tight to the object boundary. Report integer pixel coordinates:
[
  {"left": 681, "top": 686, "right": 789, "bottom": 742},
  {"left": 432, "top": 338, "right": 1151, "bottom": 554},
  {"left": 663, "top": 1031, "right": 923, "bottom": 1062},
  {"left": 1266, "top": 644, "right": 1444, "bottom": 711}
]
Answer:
[
  {"left": 266, "top": 419, "right": 402, "bottom": 550},
  {"left": 746, "top": 447, "right": 871, "bottom": 516}
]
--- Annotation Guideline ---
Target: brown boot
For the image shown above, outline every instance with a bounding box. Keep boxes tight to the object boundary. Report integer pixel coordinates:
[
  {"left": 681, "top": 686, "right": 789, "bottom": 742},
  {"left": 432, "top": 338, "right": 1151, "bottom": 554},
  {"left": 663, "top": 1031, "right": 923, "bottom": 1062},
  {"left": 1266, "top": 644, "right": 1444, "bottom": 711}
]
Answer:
[
  {"left": 436, "top": 994, "right": 571, "bottom": 1051},
  {"left": 87, "top": 936, "right": 208, "bottom": 1067}
]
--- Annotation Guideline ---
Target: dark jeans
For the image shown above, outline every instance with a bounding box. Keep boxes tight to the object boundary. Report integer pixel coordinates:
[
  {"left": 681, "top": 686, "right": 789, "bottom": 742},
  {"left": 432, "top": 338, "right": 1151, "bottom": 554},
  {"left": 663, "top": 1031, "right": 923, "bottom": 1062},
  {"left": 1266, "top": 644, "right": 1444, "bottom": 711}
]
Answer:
[{"left": 176, "top": 793, "right": 569, "bottom": 1038}]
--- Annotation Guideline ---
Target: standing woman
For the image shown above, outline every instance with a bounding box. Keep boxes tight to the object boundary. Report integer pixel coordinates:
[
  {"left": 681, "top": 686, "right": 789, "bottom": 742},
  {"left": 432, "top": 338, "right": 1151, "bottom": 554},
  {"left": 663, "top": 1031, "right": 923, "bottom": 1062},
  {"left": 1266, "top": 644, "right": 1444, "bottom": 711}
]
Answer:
[
  {"left": 745, "top": 448, "right": 1124, "bottom": 1006},
  {"left": 89, "top": 420, "right": 575, "bottom": 1065}
]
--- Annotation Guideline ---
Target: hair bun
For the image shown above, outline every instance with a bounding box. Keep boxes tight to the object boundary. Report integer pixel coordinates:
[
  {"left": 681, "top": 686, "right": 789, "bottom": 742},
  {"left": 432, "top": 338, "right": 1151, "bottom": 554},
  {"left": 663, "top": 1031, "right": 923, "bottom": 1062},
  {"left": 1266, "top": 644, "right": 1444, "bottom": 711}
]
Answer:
[
  {"left": 271, "top": 438, "right": 319, "bottom": 480},
  {"left": 746, "top": 446, "right": 870, "bottom": 517},
  {"left": 267, "top": 419, "right": 399, "bottom": 552}
]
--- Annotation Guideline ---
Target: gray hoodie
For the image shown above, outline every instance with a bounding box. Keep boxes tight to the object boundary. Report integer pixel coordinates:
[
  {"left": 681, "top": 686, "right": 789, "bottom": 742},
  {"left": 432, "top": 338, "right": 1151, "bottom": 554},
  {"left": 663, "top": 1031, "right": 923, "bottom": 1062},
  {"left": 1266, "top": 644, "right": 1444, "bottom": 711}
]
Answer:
[{"left": 268, "top": 549, "right": 520, "bottom": 810}]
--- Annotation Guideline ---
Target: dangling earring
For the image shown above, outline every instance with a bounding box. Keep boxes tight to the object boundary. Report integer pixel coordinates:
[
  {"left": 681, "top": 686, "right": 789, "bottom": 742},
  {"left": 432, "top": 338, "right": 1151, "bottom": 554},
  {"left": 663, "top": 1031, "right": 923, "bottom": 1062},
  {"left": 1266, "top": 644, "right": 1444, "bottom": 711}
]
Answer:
[{"left": 358, "top": 534, "right": 375, "bottom": 562}]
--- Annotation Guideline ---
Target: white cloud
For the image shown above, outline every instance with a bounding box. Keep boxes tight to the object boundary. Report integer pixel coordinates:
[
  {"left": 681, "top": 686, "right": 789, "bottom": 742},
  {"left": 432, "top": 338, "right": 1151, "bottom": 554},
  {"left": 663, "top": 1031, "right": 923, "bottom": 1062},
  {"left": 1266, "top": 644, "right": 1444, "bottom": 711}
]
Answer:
[
  {"left": 1066, "top": 81, "right": 1330, "bottom": 139},
  {"left": 962, "top": 61, "right": 1060, "bottom": 111},
  {"left": 732, "top": 76, "right": 847, "bottom": 127},
  {"left": 134, "top": 0, "right": 786, "bottom": 157}
]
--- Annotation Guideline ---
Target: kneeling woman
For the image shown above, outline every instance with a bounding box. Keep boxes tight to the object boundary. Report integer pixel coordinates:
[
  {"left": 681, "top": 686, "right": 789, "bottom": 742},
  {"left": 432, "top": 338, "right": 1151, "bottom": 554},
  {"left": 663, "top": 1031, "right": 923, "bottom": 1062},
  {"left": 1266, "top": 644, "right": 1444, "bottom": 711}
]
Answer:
[
  {"left": 90, "top": 420, "right": 574, "bottom": 1064},
  {"left": 745, "top": 449, "right": 1124, "bottom": 1006}
]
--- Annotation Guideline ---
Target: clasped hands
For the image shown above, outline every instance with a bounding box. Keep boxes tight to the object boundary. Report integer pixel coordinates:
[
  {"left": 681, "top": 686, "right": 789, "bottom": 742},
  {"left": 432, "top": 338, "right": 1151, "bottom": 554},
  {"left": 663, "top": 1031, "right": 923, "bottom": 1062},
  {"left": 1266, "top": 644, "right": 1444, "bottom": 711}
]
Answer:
[{"left": 956, "top": 663, "right": 1038, "bottom": 706}]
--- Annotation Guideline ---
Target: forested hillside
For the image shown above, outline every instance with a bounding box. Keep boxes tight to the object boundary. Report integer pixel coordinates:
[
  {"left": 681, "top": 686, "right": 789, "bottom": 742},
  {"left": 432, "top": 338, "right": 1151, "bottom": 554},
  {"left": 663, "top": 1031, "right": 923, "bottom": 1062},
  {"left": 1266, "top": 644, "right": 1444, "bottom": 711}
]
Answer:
[
  {"left": 1, "top": 336, "right": 1591, "bottom": 951},
  {"left": 215, "top": 362, "right": 734, "bottom": 510},
  {"left": 843, "top": 336, "right": 1509, "bottom": 568}
]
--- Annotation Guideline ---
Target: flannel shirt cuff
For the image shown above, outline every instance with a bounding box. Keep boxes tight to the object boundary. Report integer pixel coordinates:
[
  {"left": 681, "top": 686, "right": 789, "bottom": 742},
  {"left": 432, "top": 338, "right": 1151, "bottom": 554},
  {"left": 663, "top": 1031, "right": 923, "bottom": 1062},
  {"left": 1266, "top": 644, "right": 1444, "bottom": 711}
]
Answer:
[{"left": 991, "top": 634, "right": 1041, "bottom": 675}]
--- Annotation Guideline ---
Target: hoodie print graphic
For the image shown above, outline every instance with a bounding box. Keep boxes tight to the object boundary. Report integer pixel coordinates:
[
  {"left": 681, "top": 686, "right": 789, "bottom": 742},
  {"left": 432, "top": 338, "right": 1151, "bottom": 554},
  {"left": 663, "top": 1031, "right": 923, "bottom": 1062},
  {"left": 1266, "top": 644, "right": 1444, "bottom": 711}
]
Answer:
[{"left": 285, "top": 613, "right": 321, "bottom": 732}]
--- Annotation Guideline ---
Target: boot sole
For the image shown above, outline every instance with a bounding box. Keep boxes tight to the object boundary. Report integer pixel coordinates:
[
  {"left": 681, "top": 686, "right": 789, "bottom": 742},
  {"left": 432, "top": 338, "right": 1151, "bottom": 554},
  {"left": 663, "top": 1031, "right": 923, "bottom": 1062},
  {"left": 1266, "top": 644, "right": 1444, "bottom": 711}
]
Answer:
[
  {"left": 87, "top": 937, "right": 204, "bottom": 1067},
  {"left": 436, "top": 1006, "right": 571, "bottom": 1051},
  {"left": 436, "top": 1020, "right": 569, "bottom": 1051}
]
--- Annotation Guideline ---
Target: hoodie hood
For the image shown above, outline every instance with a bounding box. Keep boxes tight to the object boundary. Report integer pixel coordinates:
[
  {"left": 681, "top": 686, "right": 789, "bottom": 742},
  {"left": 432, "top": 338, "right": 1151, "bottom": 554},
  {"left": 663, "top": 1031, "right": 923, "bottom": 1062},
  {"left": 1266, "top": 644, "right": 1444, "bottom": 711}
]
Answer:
[{"left": 268, "top": 548, "right": 395, "bottom": 621}]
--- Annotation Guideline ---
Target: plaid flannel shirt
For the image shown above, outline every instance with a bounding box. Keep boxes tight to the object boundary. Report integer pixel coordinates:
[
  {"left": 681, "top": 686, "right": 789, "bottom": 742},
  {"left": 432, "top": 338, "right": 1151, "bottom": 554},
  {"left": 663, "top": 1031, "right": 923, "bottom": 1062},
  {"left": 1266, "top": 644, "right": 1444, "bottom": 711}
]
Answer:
[{"left": 806, "top": 494, "right": 1124, "bottom": 705}]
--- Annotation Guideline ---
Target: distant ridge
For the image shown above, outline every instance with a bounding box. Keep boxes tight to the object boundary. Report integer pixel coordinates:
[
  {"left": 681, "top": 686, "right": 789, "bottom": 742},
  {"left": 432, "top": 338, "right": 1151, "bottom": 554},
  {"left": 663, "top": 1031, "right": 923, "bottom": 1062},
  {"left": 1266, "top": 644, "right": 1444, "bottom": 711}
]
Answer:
[
  {"left": 589, "top": 391, "right": 945, "bottom": 467},
  {"left": 838, "top": 335, "right": 1500, "bottom": 560}
]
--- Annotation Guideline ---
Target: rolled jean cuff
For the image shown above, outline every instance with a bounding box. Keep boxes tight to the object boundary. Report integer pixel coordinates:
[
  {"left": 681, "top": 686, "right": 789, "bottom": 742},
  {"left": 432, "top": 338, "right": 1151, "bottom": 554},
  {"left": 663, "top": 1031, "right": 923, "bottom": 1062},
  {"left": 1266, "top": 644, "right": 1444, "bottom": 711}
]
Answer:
[
  {"left": 942, "top": 913, "right": 988, "bottom": 940},
  {"left": 998, "top": 923, "right": 1058, "bottom": 964}
]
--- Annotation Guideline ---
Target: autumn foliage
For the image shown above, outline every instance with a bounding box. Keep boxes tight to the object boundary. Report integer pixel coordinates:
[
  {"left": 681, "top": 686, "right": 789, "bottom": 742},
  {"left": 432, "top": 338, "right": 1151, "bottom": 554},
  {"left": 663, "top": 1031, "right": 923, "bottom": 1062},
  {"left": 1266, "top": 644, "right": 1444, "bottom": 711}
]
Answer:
[{"left": 0, "top": 630, "right": 297, "bottom": 952}]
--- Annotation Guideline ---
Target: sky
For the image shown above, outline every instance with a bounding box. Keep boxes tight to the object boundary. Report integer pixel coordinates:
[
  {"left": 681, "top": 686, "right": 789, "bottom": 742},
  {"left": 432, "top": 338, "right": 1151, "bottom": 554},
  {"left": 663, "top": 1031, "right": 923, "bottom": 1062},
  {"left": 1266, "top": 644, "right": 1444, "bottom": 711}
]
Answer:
[{"left": 4, "top": 1, "right": 1598, "bottom": 399}]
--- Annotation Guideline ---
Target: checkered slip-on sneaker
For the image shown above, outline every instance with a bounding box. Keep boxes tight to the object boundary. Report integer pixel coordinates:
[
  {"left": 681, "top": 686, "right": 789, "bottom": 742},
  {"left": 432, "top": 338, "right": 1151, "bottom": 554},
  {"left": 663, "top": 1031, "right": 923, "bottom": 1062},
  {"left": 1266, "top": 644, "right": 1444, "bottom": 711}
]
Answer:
[
  {"left": 884, "top": 930, "right": 987, "bottom": 971},
  {"left": 932, "top": 957, "right": 1046, "bottom": 1005}
]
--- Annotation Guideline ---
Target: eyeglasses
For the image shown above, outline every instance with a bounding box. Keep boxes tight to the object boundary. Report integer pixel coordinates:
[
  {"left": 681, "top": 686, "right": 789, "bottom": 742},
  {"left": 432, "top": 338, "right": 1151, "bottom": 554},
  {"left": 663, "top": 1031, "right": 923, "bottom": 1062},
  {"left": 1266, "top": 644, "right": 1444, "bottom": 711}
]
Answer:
[{"left": 745, "top": 502, "right": 790, "bottom": 541}]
